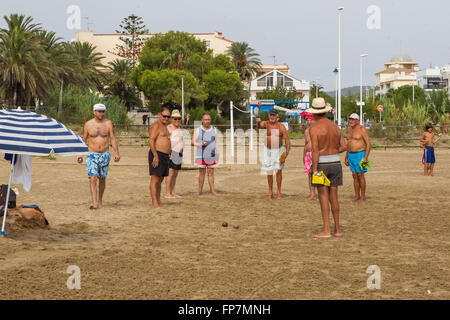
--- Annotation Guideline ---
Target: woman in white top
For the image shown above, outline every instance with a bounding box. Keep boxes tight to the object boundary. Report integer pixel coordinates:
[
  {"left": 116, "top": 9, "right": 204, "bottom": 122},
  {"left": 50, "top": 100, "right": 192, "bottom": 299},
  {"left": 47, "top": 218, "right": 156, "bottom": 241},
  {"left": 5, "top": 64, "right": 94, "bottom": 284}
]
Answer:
[{"left": 165, "top": 109, "right": 188, "bottom": 198}]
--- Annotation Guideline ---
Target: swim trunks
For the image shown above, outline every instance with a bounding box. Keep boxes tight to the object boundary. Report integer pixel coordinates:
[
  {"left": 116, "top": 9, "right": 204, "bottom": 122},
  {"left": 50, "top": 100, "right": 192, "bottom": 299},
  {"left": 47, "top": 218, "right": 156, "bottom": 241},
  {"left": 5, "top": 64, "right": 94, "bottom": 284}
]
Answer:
[
  {"left": 86, "top": 151, "right": 111, "bottom": 178},
  {"left": 311, "top": 159, "right": 343, "bottom": 187},
  {"left": 348, "top": 150, "right": 367, "bottom": 173},
  {"left": 148, "top": 151, "right": 170, "bottom": 177},
  {"left": 304, "top": 151, "right": 312, "bottom": 174},
  {"left": 422, "top": 146, "right": 435, "bottom": 164},
  {"left": 261, "top": 145, "right": 285, "bottom": 175},
  {"left": 169, "top": 150, "right": 183, "bottom": 170}
]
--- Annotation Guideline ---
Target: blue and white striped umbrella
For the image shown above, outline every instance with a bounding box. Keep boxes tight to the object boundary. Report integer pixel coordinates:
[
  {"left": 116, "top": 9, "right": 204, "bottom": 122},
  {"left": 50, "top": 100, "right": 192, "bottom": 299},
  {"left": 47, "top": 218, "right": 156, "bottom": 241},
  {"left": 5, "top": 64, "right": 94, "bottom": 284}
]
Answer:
[{"left": 0, "top": 108, "right": 88, "bottom": 156}]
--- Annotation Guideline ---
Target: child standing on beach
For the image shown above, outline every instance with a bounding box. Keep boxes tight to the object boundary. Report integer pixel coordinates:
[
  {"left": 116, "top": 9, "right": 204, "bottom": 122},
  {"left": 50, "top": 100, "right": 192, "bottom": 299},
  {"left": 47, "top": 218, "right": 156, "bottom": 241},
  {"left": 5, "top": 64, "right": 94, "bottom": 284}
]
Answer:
[
  {"left": 303, "top": 112, "right": 316, "bottom": 200},
  {"left": 420, "top": 123, "right": 442, "bottom": 176}
]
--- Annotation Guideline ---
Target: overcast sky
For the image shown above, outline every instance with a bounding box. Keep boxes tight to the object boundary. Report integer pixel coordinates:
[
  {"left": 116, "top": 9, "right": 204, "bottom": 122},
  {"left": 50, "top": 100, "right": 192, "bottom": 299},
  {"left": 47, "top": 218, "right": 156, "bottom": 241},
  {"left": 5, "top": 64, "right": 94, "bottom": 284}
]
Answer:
[{"left": 1, "top": 0, "right": 449, "bottom": 90}]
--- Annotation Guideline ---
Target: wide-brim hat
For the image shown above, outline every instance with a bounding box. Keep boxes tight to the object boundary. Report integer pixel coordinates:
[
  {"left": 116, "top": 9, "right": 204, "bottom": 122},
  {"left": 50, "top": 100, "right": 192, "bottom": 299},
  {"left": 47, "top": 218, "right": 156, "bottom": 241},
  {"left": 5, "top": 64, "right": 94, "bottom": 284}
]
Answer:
[
  {"left": 171, "top": 109, "right": 181, "bottom": 118},
  {"left": 305, "top": 98, "right": 332, "bottom": 114}
]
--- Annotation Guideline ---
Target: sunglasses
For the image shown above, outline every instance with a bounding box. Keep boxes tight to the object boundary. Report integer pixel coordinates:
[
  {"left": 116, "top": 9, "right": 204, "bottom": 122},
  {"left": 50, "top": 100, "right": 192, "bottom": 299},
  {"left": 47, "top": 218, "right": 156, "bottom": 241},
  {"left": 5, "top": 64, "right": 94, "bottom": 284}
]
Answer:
[
  {"left": 172, "top": 118, "right": 181, "bottom": 120},
  {"left": 161, "top": 114, "right": 171, "bottom": 118}
]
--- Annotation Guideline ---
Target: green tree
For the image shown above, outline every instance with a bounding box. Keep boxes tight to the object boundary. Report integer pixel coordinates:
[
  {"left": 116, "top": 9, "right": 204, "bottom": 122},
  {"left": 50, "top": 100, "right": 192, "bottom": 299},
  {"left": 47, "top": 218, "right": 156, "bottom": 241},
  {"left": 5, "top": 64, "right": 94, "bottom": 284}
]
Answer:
[
  {"left": 204, "top": 70, "right": 243, "bottom": 115},
  {"left": 256, "top": 86, "right": 299, "bottom": 109},
  {"left": 0, "top": 14, "right": 55, "bottom": 106},
  {"left": 113, "top": 14, "right": 149, "bottom": 67}
]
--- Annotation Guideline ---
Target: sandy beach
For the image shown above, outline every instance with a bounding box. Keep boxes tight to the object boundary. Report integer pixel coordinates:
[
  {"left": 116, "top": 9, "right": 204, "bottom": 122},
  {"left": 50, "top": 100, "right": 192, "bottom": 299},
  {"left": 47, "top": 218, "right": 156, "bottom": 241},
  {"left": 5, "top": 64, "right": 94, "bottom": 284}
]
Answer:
[{"left": 0, "top": 146, "right": 449, "bottom": 299}]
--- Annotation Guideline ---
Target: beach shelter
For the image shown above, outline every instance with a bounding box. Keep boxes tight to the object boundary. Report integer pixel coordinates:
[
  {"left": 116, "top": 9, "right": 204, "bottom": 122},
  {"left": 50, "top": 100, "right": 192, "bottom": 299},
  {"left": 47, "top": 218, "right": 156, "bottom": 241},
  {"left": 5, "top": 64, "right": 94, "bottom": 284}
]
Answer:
[{"left": 0, "top": 108, "right": 89, "bottom": 236}]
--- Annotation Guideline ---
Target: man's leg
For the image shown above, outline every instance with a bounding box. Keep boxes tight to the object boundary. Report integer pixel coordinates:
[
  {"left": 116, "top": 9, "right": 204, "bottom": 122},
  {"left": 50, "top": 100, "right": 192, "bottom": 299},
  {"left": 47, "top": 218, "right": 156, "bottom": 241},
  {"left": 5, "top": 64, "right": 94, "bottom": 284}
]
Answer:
[
  {"left": 276, "top": 170, "right": 282, "bottom": 199},
  {"left": 98, "top": 177, "right": 106, "bottom": 208},
  {"left": 267, "top": 174, "right": 274, "bottom": 199},
  {"left": 314, "top": 186, "right": 331, "bottom": 238},
  {"left": 207, "top": 168, "right": 217, "bottom": 195},
  {"left": 165, "top": 169, "right": 174, "bottom": 198},
  {"left": 307, "top": 174, "right": 315, "bottom": 200},
  {"left": 430, "top": 163, "right": 435, "bottom": 176},
  {"left": 351, "top": 171, "right": 360, "bottom": 201},
  {"left": 150, "top": 175, "right": 163, "bottom": 207},
  {"left": 156, "top": 176, "right": 163, "bottom": 205},
  {"left": 198, "top": 168, "right": 206, "bottom": 195},
  {"left": 357, "top": 172, "right": 366, "bottom": 201},
  {"left": 329, "top": 186, "right": 342, "bottom": 236},
  {"left": 89, "top": 176, "right": 98, "bottom": 209},
  {"left": 423, "top": 163, "right": 428, "bottom": 176}
]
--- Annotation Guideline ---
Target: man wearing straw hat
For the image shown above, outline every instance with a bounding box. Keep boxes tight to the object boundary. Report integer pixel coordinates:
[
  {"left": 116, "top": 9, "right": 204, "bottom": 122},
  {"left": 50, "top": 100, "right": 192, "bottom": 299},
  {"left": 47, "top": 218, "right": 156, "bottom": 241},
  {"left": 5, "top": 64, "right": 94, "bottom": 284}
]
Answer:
[
  {"left": 307, "top": 98, "right": 346, "bottom": 238},
  {"left": 78, "top": 103, "right": 121, "bottom": 210}
]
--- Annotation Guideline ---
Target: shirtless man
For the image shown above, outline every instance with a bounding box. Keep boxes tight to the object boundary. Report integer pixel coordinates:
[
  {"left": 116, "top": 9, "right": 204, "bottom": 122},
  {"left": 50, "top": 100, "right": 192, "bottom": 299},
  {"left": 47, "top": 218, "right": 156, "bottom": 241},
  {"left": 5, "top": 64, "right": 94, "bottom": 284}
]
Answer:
[
  {"left": 78, "top": 103, "right": 120, "bottom": 210},
  {"left": 149, "top": 106, "right": 172, "bottom": 207},
  {"left": 303, "top": 112, "right": 316, "bottom": 200},
  {"left": 420, "top": 122, "right": 442, "bottom": 176},
  {"left": 256, "top": 108, "right": 291, "bottom": 199},
  {"left": 308, "top": 98, "right": 346, "bottom": 238},
  {"left": 345, "top": 113, "right": 371, "bottom": 202}
]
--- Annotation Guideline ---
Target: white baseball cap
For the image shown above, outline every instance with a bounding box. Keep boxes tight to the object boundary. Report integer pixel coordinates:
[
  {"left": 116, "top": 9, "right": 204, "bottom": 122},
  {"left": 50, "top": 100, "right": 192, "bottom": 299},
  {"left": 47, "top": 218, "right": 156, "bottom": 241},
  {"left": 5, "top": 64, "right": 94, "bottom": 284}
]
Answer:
[
  {"left": 93, "top": 103, "right": 106, "bottom": 111},
  {"left": 349, "top": 113, "right": 359, "bottom": 120}
]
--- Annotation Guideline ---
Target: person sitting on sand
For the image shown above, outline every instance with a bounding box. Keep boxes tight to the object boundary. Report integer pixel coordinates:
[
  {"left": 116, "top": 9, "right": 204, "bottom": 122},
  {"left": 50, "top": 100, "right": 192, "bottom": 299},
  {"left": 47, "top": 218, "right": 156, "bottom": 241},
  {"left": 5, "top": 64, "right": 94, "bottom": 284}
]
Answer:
[
  {"left": 165, "top": 110, "right": 188, "bottom": 199},
  {"left": 148, "top": 106, "right": 172, "bottom": 207},
  {"left": 256, "top": 108, "right": 291, "bottom": 199},
  {"left": 78, "top": 104, "right": 120, "bottom": 210},
  {"left": 420, "top": 122, "right": 442, "bottom": 176},
  {"left": 303, "top": 112, "right": 316, "bottom": 200},
  {"left": 308, "top": 98, "right": 346, "bottom": 238},
  {"left": 192, "top": 113, "right": 219, "bottom": 195},
  {"left": 345, "top": 113, "right": 371, "bottom": 202}
]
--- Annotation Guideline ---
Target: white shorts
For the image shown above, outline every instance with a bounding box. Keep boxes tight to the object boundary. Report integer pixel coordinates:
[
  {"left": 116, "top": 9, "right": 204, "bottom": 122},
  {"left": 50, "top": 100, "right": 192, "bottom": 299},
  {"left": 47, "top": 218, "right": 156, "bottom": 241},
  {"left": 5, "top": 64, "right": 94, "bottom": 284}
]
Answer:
[{"left": 261, "top": 146, "right": 285, "bottom": 175}]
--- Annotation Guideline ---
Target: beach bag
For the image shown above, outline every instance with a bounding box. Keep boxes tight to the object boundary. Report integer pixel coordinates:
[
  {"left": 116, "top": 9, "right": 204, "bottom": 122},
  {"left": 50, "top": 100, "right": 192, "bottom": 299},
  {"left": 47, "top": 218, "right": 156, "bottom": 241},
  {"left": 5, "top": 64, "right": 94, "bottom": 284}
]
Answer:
[{"left": 0, "top": 185, "right": 16, "bottom": 209}]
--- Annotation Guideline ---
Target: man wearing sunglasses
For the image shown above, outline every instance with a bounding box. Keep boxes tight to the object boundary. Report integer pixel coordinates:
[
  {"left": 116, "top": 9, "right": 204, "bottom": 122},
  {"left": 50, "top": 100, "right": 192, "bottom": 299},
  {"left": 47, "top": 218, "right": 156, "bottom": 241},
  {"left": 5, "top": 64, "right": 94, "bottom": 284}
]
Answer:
[
  {"left": 148, "top": 106, "right": 172, "bottom": 207},
  {"left": 78, "top": 103, "right": 120, "bottom": 210},
  {"left": 345, "top": 113, "right": 371, "bottom": 202}
]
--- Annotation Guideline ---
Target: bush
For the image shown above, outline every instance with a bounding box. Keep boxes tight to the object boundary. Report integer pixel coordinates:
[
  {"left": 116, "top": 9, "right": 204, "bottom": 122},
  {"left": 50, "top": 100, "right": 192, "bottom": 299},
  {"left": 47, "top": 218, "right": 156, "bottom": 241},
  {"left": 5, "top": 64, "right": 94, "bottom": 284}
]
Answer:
[{"left": 43, "top": 86, "right": 131, "bottom": 126}]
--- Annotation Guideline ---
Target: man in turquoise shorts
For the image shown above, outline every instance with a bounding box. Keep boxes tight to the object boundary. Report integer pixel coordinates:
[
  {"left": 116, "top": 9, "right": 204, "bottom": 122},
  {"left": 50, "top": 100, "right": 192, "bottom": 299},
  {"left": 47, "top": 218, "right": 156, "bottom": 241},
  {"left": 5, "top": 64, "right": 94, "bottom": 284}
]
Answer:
[
  {"left": 78, "top": 103, "right": 120, "bottom": 209},
  {"left": 345, "top": 113, "right": 371, "bottom": 202}
]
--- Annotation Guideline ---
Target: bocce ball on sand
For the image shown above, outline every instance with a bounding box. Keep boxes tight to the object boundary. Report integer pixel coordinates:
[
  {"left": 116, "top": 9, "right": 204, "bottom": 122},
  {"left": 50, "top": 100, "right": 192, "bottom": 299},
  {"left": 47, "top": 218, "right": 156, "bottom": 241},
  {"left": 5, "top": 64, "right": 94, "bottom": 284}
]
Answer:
[{"left": 222, "top": 222, "right": 228, "bottom": 227}]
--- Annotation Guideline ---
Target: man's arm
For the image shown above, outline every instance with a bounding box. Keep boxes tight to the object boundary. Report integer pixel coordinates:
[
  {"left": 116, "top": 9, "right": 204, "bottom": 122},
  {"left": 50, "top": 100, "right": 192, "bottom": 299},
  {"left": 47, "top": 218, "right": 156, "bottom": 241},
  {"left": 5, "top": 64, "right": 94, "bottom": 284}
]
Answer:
[
  {"left": 282, "top": 124, "right": 290, "bottom": 156},
  {"left": 433, "top": 133, "right": 443, "bottom": 143},
  {"left": 420, "top": 132, "right": 427, "bottom": 146},
  {"left": 109, "top": 121, "right": 120, "bottom": 162},
  {"left": 77, "top": 123, "right": 89, "bottom": 162},
  {"left": 310, "top": 128, "right": 320, "bottom": 174},
  {"left": 191, "top": 128, "right": 201, "bottom": 147},
  {"left": 338, "top": 129, "right": 347, "bottom": 154},
  {"left": 256, "top": 118, "right": 266, "bottom": 129},
  {"left": 361, "top": 126, "right": 371, "bottom": 161}
]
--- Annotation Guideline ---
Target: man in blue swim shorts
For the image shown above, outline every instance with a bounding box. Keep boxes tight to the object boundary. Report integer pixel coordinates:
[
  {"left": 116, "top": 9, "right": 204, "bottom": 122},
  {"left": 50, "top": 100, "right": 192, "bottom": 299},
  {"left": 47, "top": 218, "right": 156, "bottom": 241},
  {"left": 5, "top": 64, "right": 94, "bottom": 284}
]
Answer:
[
  {"left": 345, "top": 113, "right": 371, "bottom": 202},
  {"left": 77, "top": 103, "right": 121, "bottom": 209}
]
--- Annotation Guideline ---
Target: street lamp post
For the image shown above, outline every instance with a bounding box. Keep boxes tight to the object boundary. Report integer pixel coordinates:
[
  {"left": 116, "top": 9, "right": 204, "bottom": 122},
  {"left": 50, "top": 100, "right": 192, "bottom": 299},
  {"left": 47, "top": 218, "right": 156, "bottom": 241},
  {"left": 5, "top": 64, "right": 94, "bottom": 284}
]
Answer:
[
  {"left": 333, "top": 68, "right": 338, "bottom": 123},
  {"left": 337, "top": 7, "right": 344, "bottom": 127},
  {"left": 181, "top": 74, "right": 185, "bottom": 122},
  {"left": 315, "top": 77, "right": 320, "bottom": 98},
  {"left": 359, "top": 53, "right": 368, "bottom": 124}
]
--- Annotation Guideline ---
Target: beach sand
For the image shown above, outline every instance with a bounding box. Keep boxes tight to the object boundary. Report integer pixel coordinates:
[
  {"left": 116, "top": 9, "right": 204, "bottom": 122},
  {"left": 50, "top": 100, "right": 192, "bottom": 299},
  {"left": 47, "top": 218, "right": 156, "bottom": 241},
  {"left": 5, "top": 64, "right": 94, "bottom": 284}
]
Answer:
[{"left": 0, "top": 146, "right": 449, "bottom": 299}]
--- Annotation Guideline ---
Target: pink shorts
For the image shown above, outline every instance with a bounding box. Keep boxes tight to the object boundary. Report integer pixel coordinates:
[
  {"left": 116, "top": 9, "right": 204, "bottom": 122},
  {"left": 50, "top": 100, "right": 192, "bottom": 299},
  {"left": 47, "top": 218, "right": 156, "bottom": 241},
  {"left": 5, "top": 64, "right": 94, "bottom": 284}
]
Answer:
[{"left": 304, "top": 152, "right": 312, "bottom": 174}]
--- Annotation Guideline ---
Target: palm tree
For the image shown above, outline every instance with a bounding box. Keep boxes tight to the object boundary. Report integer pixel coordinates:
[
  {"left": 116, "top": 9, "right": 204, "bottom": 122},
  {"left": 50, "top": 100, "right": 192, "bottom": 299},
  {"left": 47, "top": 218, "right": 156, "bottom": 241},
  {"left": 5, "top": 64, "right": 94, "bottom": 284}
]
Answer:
[
  {"left": 0, "top": 14, "right": 55, "bottom": 106},
  {"left": 65, "top": 41, "right": 105, "bottom": 89},
  {"left": 226, "top": 42, "right": 262, "bottom": 105}
]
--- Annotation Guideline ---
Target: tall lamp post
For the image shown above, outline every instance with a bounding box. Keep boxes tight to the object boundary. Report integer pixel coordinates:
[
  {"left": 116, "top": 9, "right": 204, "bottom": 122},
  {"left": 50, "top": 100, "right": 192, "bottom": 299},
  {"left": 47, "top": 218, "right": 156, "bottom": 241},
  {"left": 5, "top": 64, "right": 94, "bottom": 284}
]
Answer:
[
  {"left": 337, "top": 7, "right": 344, "bottom": 127},
  {"left": 181, "top": 74, "right": 185, "bottom": 122},
  {"left": 359, "top": 53, "right": 368, "bottom": 124},
  {"left": 333, "top": 67, "right": 338, "bottom": 123}
]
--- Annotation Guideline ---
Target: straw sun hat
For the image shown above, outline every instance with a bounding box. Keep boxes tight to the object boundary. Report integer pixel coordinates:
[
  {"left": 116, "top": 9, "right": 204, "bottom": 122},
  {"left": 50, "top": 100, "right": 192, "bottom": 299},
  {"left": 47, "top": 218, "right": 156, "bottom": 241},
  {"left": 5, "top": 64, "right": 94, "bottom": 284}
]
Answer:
[{"left": 305, "top": 97, "right": 332, "bottom": 114}]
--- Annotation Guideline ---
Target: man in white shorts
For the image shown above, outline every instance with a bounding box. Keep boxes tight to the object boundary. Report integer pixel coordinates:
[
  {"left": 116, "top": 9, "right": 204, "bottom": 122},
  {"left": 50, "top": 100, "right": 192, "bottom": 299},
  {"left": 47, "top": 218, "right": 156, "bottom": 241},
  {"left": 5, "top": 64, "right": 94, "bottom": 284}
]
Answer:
[{"left": 256, "top": 109, "right": 291, "bottom": 199}]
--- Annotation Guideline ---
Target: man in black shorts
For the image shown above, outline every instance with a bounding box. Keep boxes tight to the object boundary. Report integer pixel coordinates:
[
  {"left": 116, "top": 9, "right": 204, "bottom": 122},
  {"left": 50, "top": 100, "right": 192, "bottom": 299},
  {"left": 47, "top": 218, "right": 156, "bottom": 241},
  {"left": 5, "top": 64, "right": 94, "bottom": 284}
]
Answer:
[
  {"left": 307, "top": 98, "right": 347, "bottom": 238},
  {"left": 148, "top": 107, "right": 172, "bottom": 207}
]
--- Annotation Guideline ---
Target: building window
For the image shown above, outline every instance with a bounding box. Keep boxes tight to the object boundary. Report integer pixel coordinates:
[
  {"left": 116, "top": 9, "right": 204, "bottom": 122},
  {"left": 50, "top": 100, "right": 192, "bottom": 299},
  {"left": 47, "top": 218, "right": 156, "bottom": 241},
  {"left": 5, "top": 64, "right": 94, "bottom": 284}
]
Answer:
[
  {"left": 257, "top": 77, "right": 266, "bottom": 87},
  {"left": 266, "top": 75, "right": 273, "bottom": 87},
  {"left": 205, "top": 41, "right": 211, "bottom": 48}
]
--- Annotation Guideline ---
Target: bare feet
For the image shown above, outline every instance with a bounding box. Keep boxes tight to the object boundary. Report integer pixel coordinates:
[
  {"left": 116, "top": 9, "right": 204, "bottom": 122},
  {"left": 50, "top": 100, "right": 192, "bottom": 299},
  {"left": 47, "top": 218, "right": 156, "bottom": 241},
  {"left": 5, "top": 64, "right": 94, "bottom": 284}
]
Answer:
[
  {"left": 334, "top": 229, "right": 343, "bottom": 237},
  {"left": 313, "top": 232, "right": 331, "bottom": 239},
  {"left": 357, "top": 198, "right": 366, "bottom": 203},
  {"left": 210, "top": 191, "right": 218, "bottom": 196},
  {"left": 164, "top": 194, "right": 175, "bottom": 199},
  {"left": 351, "top": 197, "right": 360, "bottom": 202},
  {"left": 276, "top": 193, "right": 282, "bottom": 200},
  {"left": 173, "top": 194, "right": 182, "bottom": 199},
  {"left": 268, "top": 193, "right": 273, "bottom": 200},
  {"left": 307, "top": 195, "right": 316, "bottom": 200},
  {"left": 89, "top": 205, "right": 97, "bottom": 210}
]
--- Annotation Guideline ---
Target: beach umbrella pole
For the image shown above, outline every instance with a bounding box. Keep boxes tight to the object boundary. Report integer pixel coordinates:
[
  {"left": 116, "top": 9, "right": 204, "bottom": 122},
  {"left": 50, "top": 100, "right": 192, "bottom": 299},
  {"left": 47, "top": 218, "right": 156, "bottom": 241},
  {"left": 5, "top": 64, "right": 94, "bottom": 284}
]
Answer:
[{"left": 1, "top": 154, "right": 15, "bottom": 237}]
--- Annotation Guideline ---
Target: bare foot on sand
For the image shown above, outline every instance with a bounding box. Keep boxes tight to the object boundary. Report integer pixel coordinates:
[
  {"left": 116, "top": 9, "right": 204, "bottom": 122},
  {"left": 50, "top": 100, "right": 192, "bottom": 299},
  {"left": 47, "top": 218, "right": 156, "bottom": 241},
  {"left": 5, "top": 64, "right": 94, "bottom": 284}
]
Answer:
[
  {"left": 268, "top": 193, "right": 273, "bottom": 200},
  {"left": 97, "top": 203, "right": 104, "bottom": 209},
  {"left": 276, "top": 194, "right": 282, "bottom": 200},
  {"left": 313, "top": 232, "right": 332, "bottom": 239},
  {"left": 351, "top": 197, "right": 360, "bottom": 202},
  {"left": 357, "top": 198, "right": 366, "bottom": 203},
  {"left": 89, "top": 205, "right": 97, "bottom": 210},
  {"left": 307, "top": 195, "right": 316, "bottom": 200},
  {"left": 164, "top": 194, "right": 175, "bottom": 199},
  {"left": 334, "top": 229, "right": 343, "bottom": 237},
  {"left": 210, "top": 191, "right": 219, "bottom": 196},
  {"left": 173, "top": 194, "right": 182, "bottom": 198}
]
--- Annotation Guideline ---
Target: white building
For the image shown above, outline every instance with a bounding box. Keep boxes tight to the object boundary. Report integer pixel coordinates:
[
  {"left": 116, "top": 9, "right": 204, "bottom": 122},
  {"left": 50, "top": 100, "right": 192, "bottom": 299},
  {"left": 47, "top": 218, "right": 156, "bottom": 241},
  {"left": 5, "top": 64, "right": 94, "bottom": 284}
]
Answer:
[
  {"left": 416, "top": 66, "right": 447, "bottom": 92},
  {"left": 375, "top": 54, "right": 419, "bottom": 94},
  {"left": 249, "top": 69, "right": 310, "bottom": 102},
  {"left": 74, "top": 30, "right": 234, "bottom": 67}
]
